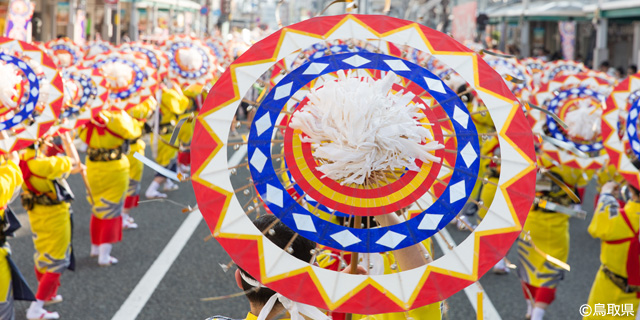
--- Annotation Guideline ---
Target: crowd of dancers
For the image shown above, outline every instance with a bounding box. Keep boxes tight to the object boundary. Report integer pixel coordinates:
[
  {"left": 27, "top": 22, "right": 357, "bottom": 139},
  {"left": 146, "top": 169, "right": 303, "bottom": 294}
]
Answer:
[{"left": 0, "top": 22, "right": 638, "bottom": 320}]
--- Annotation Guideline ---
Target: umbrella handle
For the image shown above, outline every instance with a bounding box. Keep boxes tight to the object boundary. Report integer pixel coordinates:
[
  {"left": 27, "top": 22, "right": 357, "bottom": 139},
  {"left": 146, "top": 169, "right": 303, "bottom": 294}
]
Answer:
[{"left": 344, "top": 215, "right": 363, "bottom": 320}]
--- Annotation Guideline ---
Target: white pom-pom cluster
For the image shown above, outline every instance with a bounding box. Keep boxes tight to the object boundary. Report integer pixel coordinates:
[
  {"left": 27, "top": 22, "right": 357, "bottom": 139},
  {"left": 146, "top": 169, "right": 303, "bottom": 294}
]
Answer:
[
  {"left": 56, "top": 52, "right": 73, "bottom": 67},
  {"left": 178, "top": 47, "right": 203, "bottom": 71},
  {"left": 101, "top": 62, "right": 134, "bottom": 89},
  {"left": 564, "top": 98, "right": 603, "bottom": 141},
  {"left": 289, "top": 71, "right": 444, "bottom": 186},
  {"left": 0, "top": 62, "right": 21, "bottom": 109}
]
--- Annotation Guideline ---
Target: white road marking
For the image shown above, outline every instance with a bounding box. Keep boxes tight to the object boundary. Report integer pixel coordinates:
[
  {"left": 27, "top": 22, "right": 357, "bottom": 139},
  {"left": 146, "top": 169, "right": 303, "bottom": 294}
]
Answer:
[
  {"left": 434, "top": 227, "right": 503, "bottom": 320},
  {"left": 112, "top": 145, "right": 248, "bottom": 320}
]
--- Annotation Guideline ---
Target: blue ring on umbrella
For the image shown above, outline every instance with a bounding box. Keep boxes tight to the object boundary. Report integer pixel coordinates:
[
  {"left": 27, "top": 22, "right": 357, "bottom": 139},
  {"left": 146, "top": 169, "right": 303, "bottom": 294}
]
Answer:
[
  {"left": 51, "top": 44, "right": 80, "bottom": 65},
  {"left": 168, "top": 42, "right": 210, "bottom": 79},
  {"left": 626, "top": 96, "right": 640, "bottom": 158},
  {"left": 306, "top": 44, "right": 364, "bottom": 61},
  {"left": 548, "top": 64, "right": 582, "bottom": 80},
  {"left": 487, "top": 59, "right": 526, "bottom": 91},
  {"left": 93, "top": 58, "right": 145, "bottom": 100},
  {"left": 131, "top": 47, "right": 159, "bottom": 70},
  {"left": 0, "top": 53, "right": 40, "bottom": 131},
  {"left": 545, "top": 86, "right": 605, "bottom": 153},
  {"left": 206, "top": 41, "right": 226, "bottom": 62},
  {"left": 525, "top": 61, "right": 544, "bottom": 74},
  {"left": 247, "top": 51, "right": 480, "bottom": 253},
  {"left": 60, "top": 72, "right": 97, "bottom": 118}
]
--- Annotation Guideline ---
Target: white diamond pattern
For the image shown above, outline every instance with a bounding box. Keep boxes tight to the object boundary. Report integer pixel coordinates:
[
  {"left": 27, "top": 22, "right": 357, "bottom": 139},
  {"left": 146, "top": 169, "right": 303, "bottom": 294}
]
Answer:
[
  {"left": 424, "top": 77, "right": 446, "bottom": 94},
  {"left": 342, "top": 55, "right": 371, "bottom": 67},
  {"left": 453, "top": 106, "right": 469, "bottom": 129},
  {"left": 249, "top": 149, "right": 268, "bottom": 173},
  {"left": 254, "top": 113, "right": 272, "bottom": 136},
  {"left": 330, "top": 230, "right": 361, "bottom": 247},
  {"left": 266, "top": 184, "right": 283, "bottom": 207},
  {"left": 375, "top": 231, "right": 407, "bottom": 249},
  {"left": 303, "top": 63, "right": 330, "bottom": 75},
  {"left": 418, "top": 214, "right": 444, "bottom": 230},
  {"left": 292, "top": 213, "right": 317, "bottom": 233},
  {"left": 384, "top": 59, "right": 410, "bottom": 71},
  {"left": 449, "top": 180, "right": 466, "bottom": 203},
  {"left": 274, "top": 82, "right": 293, "bottom": 100},
  {"left": 460, "top": 142, "right": 478, "bottom": 168}
]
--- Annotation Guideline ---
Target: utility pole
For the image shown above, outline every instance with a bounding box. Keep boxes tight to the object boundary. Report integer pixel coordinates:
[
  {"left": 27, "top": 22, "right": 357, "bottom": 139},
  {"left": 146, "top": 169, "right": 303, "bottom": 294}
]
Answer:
[
  {"left": 67, "top": 0, "right": 77, "bottom": 38},
  {"left": 130, "top": 0, "right": 139, "bottom": 41}
]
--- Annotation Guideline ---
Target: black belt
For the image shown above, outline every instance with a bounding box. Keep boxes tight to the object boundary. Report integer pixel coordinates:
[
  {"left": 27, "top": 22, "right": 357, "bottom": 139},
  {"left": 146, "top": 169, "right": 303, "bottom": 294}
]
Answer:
[
  {"left": 87, "top": 146, "right": 125, "bottom": 162},
  {"left": 159, "top": 123, "right": 175, "bottom": 135},
  {"left": 603, "top": 265, "right": 640, "bottom": 294},
  {"left": 21, "top": 192, "right": 63, "bottom": 211}
]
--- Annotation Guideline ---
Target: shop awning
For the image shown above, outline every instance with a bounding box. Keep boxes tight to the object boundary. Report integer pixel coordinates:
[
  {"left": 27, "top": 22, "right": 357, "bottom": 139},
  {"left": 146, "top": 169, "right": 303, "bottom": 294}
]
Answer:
[
  {"left": 487, "top": 1, "right": 592, "bottom": 22},
  {"left": 584, "top": 1, "right": 640, "bottom": 19},
  {"left": 121, "top": 0, "right": 202, "bottom": 11}
]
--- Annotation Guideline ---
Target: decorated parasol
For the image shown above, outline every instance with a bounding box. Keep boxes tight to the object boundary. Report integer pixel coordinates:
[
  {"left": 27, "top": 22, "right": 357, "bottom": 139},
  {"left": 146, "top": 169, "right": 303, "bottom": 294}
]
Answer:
[
  {"left": 0, "top": 37, "right": 64, "bottom": 155},
  {"left": 542, "top": 60, "right": 586, "bottom": 83},
  {"left": 46, "top": 37, "right": 83, "bottom": 69},
  {"left": 120, "top": 43, "right": 170, "bottom": 84},
  {"left": 192, "top": 14, "right": 536, "bottom": 314},
  {"left": 90, "top": 50, "right": 158, "bottom": 111},
  {"left": 532, "top": 74, "right": 613, "bottom": 172},
  {"left": 483, "top": 55, "right": 533, "bottom": 103},
  {"left": 602, "top": 71, "right": 640, "bottom": 189},
  {"left": 206, "top": 37, "right": 233, "bottom": 68},
  {"left": 163, "top": 35, "right": 217, "bottom": 88},
  {"left": 52, "top": 67, "right": 109, "bottom": 135},
  {"left": 84, "top": 39, "right": 113, "bottom": 60},
  {"left": 521, "top": 57, "right": 545, "bottom": 89}
]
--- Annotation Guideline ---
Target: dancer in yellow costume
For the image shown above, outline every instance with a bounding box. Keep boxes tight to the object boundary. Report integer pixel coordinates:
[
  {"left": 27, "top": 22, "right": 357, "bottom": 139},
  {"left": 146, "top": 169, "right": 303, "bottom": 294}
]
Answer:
[
  {"left": 145, "top": 85, "right": 189, "bottom": 199},
  {"left": 79, "top": 108, "right": 141, "bottom": 266},
  {"left": 457, "top": 85, "right": 495, "bottom": 231},
  {"left": 0, "top": 152, "right": 35, "bottom": 319},
  {"left": 19, "top": 144, "right": 81, "bottom": 319},
  {"left": 176, "top": 83, "right": 206, "bottom": 177},
  {"left": 123, "top": 97, "right": 157, "bottom": 229},
  {"left": 584, "top": 181, "right": 640, "bottom": 319},
  {"left": 517, "top": 154, "right": 588, "bottom": 320}
]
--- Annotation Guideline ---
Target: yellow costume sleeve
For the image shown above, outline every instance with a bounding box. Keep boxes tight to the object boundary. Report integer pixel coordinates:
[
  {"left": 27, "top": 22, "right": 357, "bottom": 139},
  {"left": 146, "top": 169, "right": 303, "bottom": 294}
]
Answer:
[
  {"left": 589, "top": 198, "right": 640, "bottom": 278},
  {"left": 589, "top": 198, "right": 633, "bottom": 241},
  {"left": 21, "top": 149, "right": 72, "bottom": 193},
  {"left": 79, "top": 110, "right": 143, "bottom": 149},
  {"left": 183, "top": 84, "right": 203, "bottom": 99},
  {"left": 469, "top": 102, "right": 495, "bottom": 134},
  {"left": 127, "top": 97, "right": 158, "bottom": 121},
  {"left": 0, "top": 160, "right": 22, "bottom": 208},
  {"left": 160, "top": 89, "right": 190, "bottom": 124}
]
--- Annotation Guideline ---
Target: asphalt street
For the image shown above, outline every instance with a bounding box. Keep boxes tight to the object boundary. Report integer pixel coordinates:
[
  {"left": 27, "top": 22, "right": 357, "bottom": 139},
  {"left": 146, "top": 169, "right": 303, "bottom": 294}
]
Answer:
[{"left": 4, "top": 132, "right": 602, "bottom": 320}]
